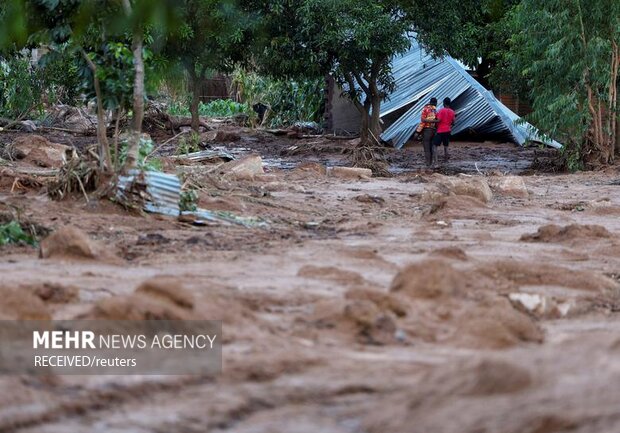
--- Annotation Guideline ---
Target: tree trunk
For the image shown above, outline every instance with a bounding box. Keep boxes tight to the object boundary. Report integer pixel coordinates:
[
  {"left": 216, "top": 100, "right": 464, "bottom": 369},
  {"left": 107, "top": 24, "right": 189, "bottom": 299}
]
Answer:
[
  {"left": 81, "top": 50, "right": 111, "bottom": 171},
  {"left": 359, "top": 106, "right": 370, "bottom": 145},
  {"left": 121, "top": 0, "right": 145, "bottom": 172},
  {"left": 189, "top": 69, "right": 201, "bottom": 133},
  {"left": 369, "top": 91, "right": 382, "bottom": 144},
  {"left": 616, "top": 116, "right": 620, "bottom": 158},
  {"left": 123, "top": 30, "right": 145, "bottom": 171}
]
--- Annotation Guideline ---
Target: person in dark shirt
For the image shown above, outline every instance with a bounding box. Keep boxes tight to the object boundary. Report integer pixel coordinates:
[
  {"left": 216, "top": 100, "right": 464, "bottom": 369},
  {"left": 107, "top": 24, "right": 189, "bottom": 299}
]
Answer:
[
  {"left": 433, "top": 97, "right": 456, "bottom": 163},
  {"left": 418, "top": 97, "right": 438, "bottom": 167}
]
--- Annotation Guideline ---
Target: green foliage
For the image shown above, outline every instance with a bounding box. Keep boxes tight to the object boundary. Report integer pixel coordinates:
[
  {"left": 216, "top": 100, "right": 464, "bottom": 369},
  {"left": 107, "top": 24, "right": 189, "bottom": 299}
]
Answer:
[
  {"left": 0, "top": 221, "right": 37, "bottom": 247},
  {"left": 0, "top": 54, "right": 44, "bottom": 118},
  {"left": 38, "top": 46, "right": 83, "bottom": 105},
  {"left": 179, "top": 189, "right": 198, "bottom": 212},
  {"left": 115, "top": 137, "right": 162, "bottom": 171},
  {"left": 176, "top": 132, "right": 202, "bottom": 155},
  {"left": 199, "top": 99, "right": 249, "bottom": 117},
  {"left": 0, "top": 47, "right": 83, "bottom": 119},
  {"left": 233, "top": 70, "right": 324, "bottom": 127},
  {"left": 496, "top": 0, "right": 620, "bottom": 169},
  {"left": 298, "top": 0, "right": 412, "bottom": 100},
  {"left": 169, "top": 99, "right": 250, "bottom": 118},
  {"left": 249, "top": 0, "right": 413, "bottom": 140},
  {"left": 412, "top": 0, "right": 519, "bottom": 70}
]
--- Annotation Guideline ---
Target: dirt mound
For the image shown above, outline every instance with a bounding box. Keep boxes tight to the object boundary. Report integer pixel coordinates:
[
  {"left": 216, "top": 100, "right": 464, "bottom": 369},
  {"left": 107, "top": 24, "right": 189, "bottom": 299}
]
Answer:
[
  {"left": 39, "top": 227, "right": 109, "bottom": 260},
  {"left": 387, "top": 260, "right": 544, "bottom": 349},
  {"left": 135, "top": 276, "right": 194, "bottom": 309},
  {"left": 87, "top": 277, "right": 197, "bottom": 321},
  {"left": 9, "top": 135, "right": 71, "bottom": 168},
  {"left": 29, "top": 282, "right": 79, "bottom": 303},
  {"left": 478, "top": 260, "right": 617, "bottom": 292},
  {"left": 340, "top": 247, "right": 384, "bottom": 261},
  {"left": 455, "top": 297, "right": 544, "bottom": 349},
  {"left": 521, "top": 223, "right": 613, "bottom": 243},
  {"left": 345, "top": 288, "right": 407, "bottom": 317},
  {"left": 0, "top": 286, "right": 51, "bottom": 320},
  {"left": 456, "top": 358, "right": 533, "bottom": 395},
  {"left": 389, "top": 259, "right": 464, "bottom": 299},
  {"left": 363, "top": 358, "right": 534, "bottom": 433},
  {"left": 423, "top": 192, "right": 488, "bottom": 217},
  {"left": 308, "top": 297, "right": 397, "bottom": 345},
  {"left": 298, "top": 265, "right": 368, "bottom": 286},
  {"left": 430, "top": 246, "right": 469, "bottom": 261}
]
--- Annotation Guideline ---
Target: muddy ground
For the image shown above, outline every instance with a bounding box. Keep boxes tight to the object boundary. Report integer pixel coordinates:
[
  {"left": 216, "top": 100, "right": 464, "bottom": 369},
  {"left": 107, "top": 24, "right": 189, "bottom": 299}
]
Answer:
[{"left": 1, "top": 128, "right": 620, "bottom": 433}]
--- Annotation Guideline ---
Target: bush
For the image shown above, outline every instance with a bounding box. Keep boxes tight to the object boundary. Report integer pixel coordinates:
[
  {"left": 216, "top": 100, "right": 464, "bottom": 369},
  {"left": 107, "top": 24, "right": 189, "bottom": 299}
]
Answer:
[
  {"left": 0, "top": 220, "right": 37, "bottom": 246},
  {"left": 114, "top": 137, "right": 162, "bottom": 172},
  {"left": 232, "top": 69, "right": 325, "bottom": 128},
  {"left": 167, "top": 99, "right": 251, "bottom": 118},
  {"left": 0, "top": 54, "right": 44, "bottom": 118}
]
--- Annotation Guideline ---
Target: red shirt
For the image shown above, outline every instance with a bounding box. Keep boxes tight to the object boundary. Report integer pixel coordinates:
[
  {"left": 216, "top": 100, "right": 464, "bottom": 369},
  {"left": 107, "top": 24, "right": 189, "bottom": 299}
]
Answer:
[{"left": 436, "top": 107, "right": 455, "bottom": 133}]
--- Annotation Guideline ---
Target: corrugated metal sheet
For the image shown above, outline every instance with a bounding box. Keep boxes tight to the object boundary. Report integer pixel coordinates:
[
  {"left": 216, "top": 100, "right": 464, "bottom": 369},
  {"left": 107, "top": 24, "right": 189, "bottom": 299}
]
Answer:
[
  {"left": 117, "top": 170, "right": 181, "bottom": 217},
  {"left": 380, "top": 38, "right": 562, "bottom": 149},
  {"left": 169, "top": 149, "right": 235, "bottom": 162},
  {"left": 117, "top": 170, "right": 267, "bottom": 227}
]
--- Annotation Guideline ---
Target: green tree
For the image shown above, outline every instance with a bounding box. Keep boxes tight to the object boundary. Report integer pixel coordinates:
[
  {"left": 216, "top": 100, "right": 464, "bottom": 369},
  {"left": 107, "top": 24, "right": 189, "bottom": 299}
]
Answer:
[
  {"left": 252, "top": 0, "right": 413, "bottom": 147},
  {"left": 0, "top": 0, "right": 178, "bottom": 172},
  {"left": 165, "top": 0, "right": 255, "bottom": 132},
  {"left": 412, "top": 0, "right": 519, "bottom": 88},
  {"left": 497, "top": 0, "right": 620, "bottom": 169}
]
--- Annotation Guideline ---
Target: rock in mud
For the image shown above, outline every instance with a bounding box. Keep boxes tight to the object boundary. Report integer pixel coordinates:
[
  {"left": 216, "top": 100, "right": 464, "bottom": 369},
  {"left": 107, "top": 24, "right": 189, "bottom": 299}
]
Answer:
[
  {"left": 294, "top": 162, "right": 328, "bottom": 176},
  {"left": 520, "top": 223, "right": 612, "bottom": 243},
  {"left": 508, "top": 292, "right": 572, "bottom": 319},
  {"left": 422, "top": 190, "right": 488, "bottom": 216},
  {"left": 11, "top": 135, "right": 71, "bottom": 168},
  {"left": 354, "top": 194, "right": 386, "bottom": 205},
  {"left": 489, "top": 175, "right": 529, "bottom": 198},
  {"left": 432, "top": 174, "right": 493, "bottom": 203},
  {"left": 220, "top": 154, "right": 264, "bottom": 180},
  {"left": 430, "top": 246, "right": 469, "bottom": 261},
  {"left": 39, "top": 227, "right": 103, "bottom": 260},
  {"left": 0, "top": 286, "right": 51, "bottom": 320},
  {"left": 328, "top": 166, "right": 372, "bottom": 180},
  {"left": 30, "top": 282, "right": 79, "bottom": 303}
]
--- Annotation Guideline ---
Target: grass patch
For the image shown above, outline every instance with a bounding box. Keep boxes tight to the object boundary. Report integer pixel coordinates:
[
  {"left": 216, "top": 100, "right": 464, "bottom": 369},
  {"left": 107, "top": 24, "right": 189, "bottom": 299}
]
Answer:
[{"left": 0, "top": 220, "right": 38, "bottom": 246}]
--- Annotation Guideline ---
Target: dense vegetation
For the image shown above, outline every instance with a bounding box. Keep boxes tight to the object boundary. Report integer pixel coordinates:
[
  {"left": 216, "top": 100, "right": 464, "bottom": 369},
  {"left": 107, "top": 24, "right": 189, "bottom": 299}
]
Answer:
[{"left": 0, "top": 0, "right": 618, "bottom": 171}]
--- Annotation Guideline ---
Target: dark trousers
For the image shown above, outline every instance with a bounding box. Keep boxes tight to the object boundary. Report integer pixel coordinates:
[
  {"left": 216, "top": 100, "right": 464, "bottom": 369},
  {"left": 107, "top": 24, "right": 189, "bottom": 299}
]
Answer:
[{"left": 422, "top": 128, "right": 436, "bottom": 166}]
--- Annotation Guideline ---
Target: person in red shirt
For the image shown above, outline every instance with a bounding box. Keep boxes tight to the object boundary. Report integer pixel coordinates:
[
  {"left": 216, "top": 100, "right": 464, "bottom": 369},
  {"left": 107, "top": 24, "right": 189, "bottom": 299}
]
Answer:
[{"left": 432, "top": 97, "right": 456, "bottom": 163}]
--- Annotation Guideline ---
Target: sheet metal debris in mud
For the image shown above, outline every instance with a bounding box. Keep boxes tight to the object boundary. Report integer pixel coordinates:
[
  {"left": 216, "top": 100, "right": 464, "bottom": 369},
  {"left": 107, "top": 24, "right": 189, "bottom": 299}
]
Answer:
[
  {"left": 117, "top": 170, "right": 182, "bottom": 217},
  {"left": 169, "top": 148, "right": 235, "bottom": 162},
  {"left": 117, "top": 170, "right": 266, "bottom": 227}
]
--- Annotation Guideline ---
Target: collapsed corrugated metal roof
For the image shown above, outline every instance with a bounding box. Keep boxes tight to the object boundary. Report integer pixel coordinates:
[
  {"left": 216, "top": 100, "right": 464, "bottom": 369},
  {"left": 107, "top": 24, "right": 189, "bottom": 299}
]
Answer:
[{"left": 380, "top": 38, "right": 562, "bottom": 149}]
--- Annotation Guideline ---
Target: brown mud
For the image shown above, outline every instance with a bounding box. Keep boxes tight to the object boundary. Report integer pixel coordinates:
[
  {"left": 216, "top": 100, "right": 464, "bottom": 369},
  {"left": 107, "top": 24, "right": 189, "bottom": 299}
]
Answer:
[{"left": 0, "top": 130, "right": 620, "bottom": 432}]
